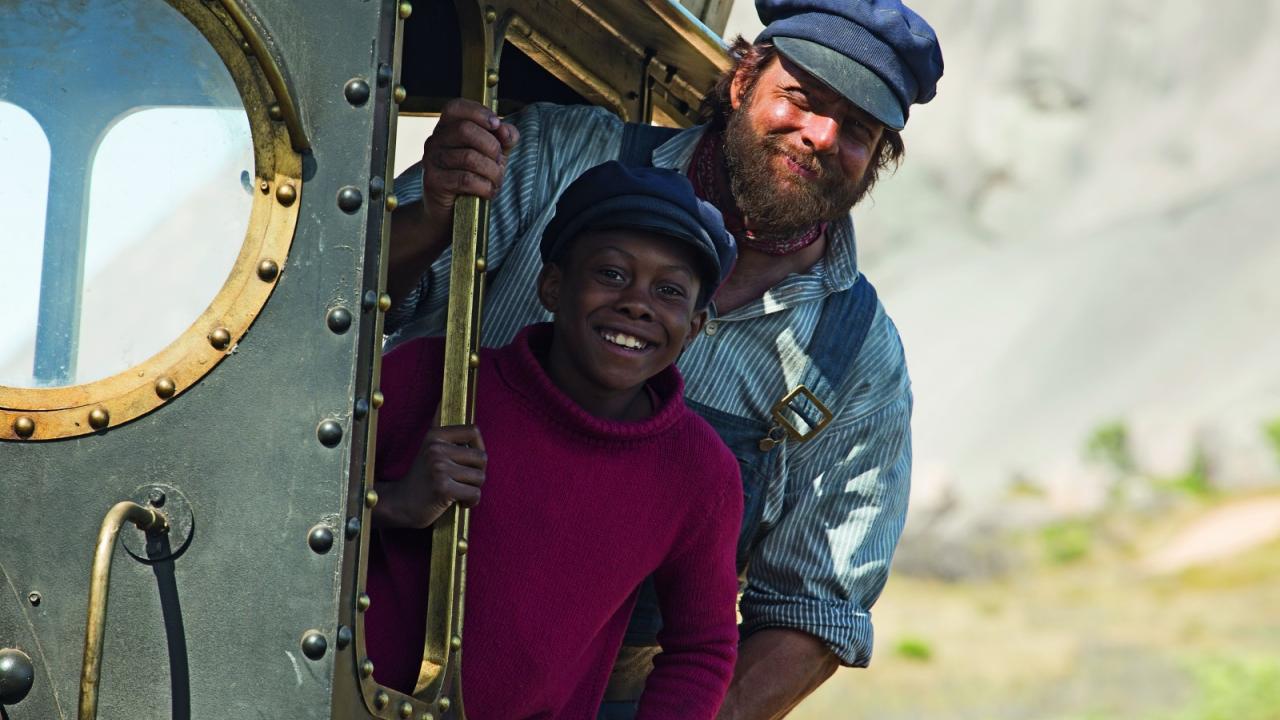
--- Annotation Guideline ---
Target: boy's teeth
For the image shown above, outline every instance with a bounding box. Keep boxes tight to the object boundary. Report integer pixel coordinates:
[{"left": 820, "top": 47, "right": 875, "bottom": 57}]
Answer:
[{"left": 603, "top": 331, "right": 647, "bottom": 349}]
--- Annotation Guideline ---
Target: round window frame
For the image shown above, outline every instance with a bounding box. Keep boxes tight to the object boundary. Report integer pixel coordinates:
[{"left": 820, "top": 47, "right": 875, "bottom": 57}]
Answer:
[{"left": 0, "top": 0, "right": 303, "bottom": 442}]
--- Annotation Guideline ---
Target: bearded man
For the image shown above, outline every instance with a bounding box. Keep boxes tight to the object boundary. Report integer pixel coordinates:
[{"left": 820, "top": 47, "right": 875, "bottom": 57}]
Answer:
[{"left": 380, "top": 1, "right": 943, "bottom": 717}]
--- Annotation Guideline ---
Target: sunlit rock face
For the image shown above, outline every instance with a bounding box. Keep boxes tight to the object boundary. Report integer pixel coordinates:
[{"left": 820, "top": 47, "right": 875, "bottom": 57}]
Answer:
[{"left": 720, "top": 2, "right": 1280, "bottom": 538}]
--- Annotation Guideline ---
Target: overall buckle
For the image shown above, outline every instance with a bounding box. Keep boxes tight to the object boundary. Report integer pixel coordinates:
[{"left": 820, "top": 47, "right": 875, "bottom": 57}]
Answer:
[{"left": 761, "top": 385, "right": 833, "bottom": 449}]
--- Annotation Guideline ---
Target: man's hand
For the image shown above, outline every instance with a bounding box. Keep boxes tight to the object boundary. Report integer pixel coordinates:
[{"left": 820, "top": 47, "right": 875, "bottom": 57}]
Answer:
[
  {"left": 420, "top": 98, "right": 519, "bottom": 217},
  {"left": 716, "top": 628, "right": 839, "bottom": 720},
  {"left": 372, "top": 424, "right": 487, "bottom": 529},
  {"left": 387, "top": 98, "right": 519, "bottom": 307}
]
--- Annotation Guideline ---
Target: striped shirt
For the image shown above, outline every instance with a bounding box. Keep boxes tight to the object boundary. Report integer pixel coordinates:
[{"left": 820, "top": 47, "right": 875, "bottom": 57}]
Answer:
[{"left": 387, "top": 103, "right": 912, "bottom": 667}]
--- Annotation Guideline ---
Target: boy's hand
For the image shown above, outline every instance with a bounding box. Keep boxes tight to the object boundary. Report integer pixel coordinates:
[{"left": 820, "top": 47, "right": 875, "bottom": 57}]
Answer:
[{"left": 374, "top": 424, "right": 487, "bottom": 529}]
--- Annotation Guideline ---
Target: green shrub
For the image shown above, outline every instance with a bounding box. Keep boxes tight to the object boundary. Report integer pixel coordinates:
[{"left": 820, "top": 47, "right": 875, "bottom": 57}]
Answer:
[
  {"left": 893, "top": 635, "right": 933, "bottom": 662},
  {"left": 1263, "top": 417, "right": 1280, "bottom": 468},
  {"left": 1040, "top": 519, "right": 1093, "bottom": 564},
  {"left": 1085, "top": 420, "right": 1134, "bottom": 473},
  {"left": 1158, "top": 449, "right": 1213, "bottom": 499},
  {"left": 1169, "top": 657, "right": 1280, "bottom": 720}
]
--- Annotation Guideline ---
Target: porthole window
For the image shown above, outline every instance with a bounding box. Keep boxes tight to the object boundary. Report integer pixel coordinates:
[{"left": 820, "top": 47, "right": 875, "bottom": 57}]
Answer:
[{"left": 0, "top": 0, "right": 303, "bottom": 439}]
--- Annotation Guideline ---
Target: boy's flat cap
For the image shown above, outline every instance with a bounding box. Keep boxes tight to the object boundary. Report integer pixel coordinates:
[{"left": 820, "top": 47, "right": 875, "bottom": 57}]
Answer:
[{"left": 541, "top": 161, "right": 737, "bottom": 299}]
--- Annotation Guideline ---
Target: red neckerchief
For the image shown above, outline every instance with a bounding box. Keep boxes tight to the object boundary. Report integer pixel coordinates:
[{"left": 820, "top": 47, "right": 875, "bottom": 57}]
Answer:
[{"left": 686, "top": 129, "right": 826, "bottom": 256}]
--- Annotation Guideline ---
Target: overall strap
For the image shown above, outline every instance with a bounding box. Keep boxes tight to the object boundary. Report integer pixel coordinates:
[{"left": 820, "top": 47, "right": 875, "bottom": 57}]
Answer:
[
  {"left": 808, "top": 276, "right": 879, "bottom": 390},
  {"left": 617, "top": 122, "right": 682, "bottom": 168}
]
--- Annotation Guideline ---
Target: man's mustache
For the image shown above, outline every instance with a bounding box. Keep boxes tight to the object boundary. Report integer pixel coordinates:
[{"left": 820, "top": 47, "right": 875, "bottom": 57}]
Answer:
[{"left": 760, "top": 135, "right": 838, "bottom": 187}]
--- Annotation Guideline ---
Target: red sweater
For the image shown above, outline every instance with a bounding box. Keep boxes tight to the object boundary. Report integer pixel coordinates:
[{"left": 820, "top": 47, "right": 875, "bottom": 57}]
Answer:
[{"left": 365, "top": 324, "right": 742, "bottom": 719}]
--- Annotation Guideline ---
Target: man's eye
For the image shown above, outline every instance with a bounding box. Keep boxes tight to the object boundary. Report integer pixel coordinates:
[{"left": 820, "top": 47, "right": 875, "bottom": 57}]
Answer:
[
  {"left": 657, "top": 284, "right": 687, "bottom": 298},
  {"left": 597, "top": 268, "right": 625, "bottom": 282}
]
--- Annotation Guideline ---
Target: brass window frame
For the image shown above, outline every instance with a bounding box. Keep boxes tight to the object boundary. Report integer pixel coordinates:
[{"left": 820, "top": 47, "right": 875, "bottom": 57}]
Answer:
[{"left": 0, "top": 0, "right": 304, "bottom": 442}]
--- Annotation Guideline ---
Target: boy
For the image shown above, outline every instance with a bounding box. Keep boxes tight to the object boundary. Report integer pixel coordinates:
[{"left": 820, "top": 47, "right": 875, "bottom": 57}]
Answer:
[{"left": 365, "top": 161, "right": 742, "bottom": 719}]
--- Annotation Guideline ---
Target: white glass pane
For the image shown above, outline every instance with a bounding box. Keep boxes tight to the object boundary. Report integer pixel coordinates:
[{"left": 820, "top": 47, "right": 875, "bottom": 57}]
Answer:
[{"left": 0, "top": 102, "right": 51, "bottom": 387}]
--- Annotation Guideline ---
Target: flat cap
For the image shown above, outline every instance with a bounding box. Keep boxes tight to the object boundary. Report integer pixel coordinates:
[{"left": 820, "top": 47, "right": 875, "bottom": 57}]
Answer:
[
  {"left": 541, "top": 161, "right": 737, "bottom": 300},
  {"left": 756, "top": 0, "right": 943, "bottom": 129}
]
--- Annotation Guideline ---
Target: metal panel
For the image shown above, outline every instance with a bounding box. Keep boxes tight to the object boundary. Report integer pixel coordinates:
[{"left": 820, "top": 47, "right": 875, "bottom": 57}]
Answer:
[{"left": 0, "top": 0, "right": 398, "bottom": 717}]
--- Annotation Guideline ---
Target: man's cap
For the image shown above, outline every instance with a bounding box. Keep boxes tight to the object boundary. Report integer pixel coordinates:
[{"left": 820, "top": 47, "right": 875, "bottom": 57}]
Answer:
[
  {"left": 755, "top": 0, "right": 943, "bottom": 130},
  {"left": 541, "top": 161, "right": 737, "bottom": 301}
]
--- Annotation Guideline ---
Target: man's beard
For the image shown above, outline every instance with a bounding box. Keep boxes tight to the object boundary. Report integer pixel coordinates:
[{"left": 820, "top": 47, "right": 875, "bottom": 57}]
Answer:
[{"left": 721, "top": 103, "right": 873, "bottom": 240}]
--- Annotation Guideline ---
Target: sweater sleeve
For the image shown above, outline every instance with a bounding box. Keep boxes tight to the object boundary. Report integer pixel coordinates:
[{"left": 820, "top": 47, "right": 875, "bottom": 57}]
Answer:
[{"left": 636, "top": 440, "right": 744, "bottom": 720}]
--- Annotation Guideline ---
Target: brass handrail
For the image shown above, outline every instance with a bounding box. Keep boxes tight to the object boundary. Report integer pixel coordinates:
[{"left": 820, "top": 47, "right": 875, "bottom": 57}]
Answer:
[
  {"left": 410, "top": 3, "right": 500, "bottom": 716},
  {"left": 78, "top": 501, "right": 169, "bottom": 720}
]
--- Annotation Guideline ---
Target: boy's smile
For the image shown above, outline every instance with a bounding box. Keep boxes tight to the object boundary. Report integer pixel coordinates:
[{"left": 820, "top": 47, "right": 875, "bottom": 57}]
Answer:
[{"left": 538, "top": 228, "right": 709, "bottom": 421}]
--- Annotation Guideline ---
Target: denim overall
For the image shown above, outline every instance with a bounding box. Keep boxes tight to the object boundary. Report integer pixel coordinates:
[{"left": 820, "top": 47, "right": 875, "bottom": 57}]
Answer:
[{"left": 597, "top": 125, "right": 880, "bottom": 718}]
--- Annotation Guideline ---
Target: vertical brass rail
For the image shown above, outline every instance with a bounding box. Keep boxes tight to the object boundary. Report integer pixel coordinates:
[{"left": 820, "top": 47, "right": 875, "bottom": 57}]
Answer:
[
  {"left": 78, "top": 501, "right": 169, "bottom": 720},
  {"left": 414, "top": 2, "right": 502, "bottom": 716}
]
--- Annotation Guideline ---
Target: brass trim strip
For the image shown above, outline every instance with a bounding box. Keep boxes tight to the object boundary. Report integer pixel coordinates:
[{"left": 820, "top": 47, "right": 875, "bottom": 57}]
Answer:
[
  {"left": 216, "top": 0, "right": 311, "bottom": 151},
  {"left": 78, "top": 501, "right": 169, "bottom": 720}
]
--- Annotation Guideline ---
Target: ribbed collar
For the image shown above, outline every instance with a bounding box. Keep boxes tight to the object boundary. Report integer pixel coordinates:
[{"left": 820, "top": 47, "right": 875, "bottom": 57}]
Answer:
[{"left": 492, "top": 323, "right": 687, "bottom": 444}]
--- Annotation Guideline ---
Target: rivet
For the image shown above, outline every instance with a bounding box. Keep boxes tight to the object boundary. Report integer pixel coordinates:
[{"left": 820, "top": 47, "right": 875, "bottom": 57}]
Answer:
[
  {"left": 369, "top": 176, "right": 385, "bottom": 198},
  {"left": 362, "top": 290, "right": 378, "bottom": 311},
  {"left": 400, "top": 702, "right": 414, "bottom": 718},
  {"left": 486, "top": 70, "right": 499, "bottom": 87},
  {"left": 377, "top": 293, "right": 392, "bottom": 312},
  {"left": 374, "top": 690, "right": 390, "bottom": 709},
  {"left": 257, "top": 259, "right": 280, "bottom": 282},
  {"left": 371, "top": 391, "right": 385, "bottom": 409},
  {"left": 365, "top": 489, "right": 379, "bottom": 508},
  {"left": 449, "top": 635, "right": 461, "bottom": 651},
  {"left": 376, "top": 64, "right": 393, "bottom": 88},
  {"left": 360, "top": 658, "right": 375, "bottom": 677},
  {"left": 468, "top": 353, "right": 480, "bottom": 368},
  {"left": 357, "top": 592, "right": 371, "bottom": 612},
  {"left": 422, "top": 713, "right": 434, "bottom": 720},
  {"left": 438, "top": 697, "right": 451, "bottom": 713},
  {"left": 13, "top": 416, "right": 35, "bottom": 439},
  {"left": 344, "top": 78, "right": 371, "bottom": 106},
  {"left": 393, "top": 85, "right": 407, "bottom": 104},
  {"left": 354, "top": 398, "right": 370, "bottom": 420},
  {"left": 336, "top": 625, "right": 353, "bottom": 650},
  {"left": 240, "top": 40, "right": 251, "bottom": 53},
  {"left": 301, "top": 631, "right": 328, "bottom": 660},
  {"left": 327, "top": 306, "right": 353, "bottom": 334},
  {"left": 475, "top": 257, "right": 486, "bottom": 272},
  {"left": 308, "top": 525, "right": 334, "bottom": 554},
  {"left": 209, "top": 327, "right": 232, "bottom": 350},
  {"left": 88, "top": 407, "right": 110, "bottom": 430},
  {"left": 27, "top": 592, "right": 40, "bottom": 606},
  {"left": 457, "top": 538, "right": 468, "bottom": 555},
  {"left": 259, "top": 180, "right": 270, "bottom": 194},
  {"left": 385, "top": 194, "right": 399, "bottom": 211},
  {"left": 317, "top": 420, "right": 344, "bottom": 448},
  {"left": 275, "top": 182, "right": 297, "bottom": 206},
  {"left": 398, "top": 1, "right": 413, "bottom": 19},
  {"left": 484, "top": 6, "right": 497, "bottom": 23},
  {"left": 338, "top": 186, "right": 363, "bottom": 213},
  {"left": 345, "top": 516, "right": 361, "bottom": 540},
  {"left": 268, "top": 103, "right": 283, "bottom": 121},
  {"left": 154, "top": 376, "right": 177, "bottom": 399}
]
